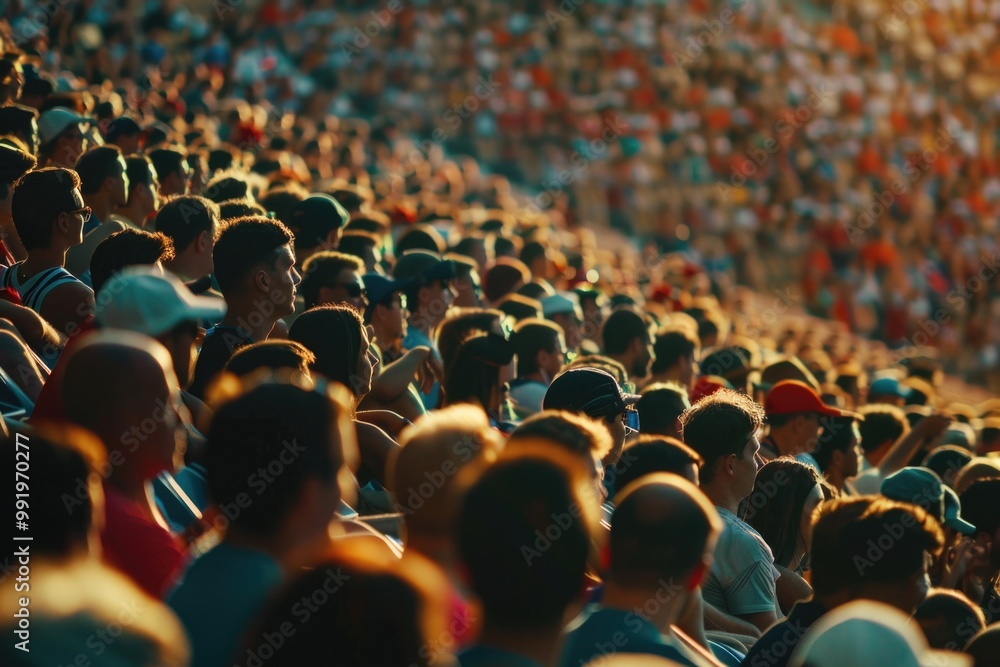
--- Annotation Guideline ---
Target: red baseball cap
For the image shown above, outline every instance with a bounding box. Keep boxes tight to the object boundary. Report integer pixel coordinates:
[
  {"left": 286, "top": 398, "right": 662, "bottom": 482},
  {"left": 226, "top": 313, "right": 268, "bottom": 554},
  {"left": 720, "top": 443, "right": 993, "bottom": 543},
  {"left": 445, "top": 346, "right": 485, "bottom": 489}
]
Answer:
[{"left": 765, "top": 380, "right": 859, "bottom": 418}]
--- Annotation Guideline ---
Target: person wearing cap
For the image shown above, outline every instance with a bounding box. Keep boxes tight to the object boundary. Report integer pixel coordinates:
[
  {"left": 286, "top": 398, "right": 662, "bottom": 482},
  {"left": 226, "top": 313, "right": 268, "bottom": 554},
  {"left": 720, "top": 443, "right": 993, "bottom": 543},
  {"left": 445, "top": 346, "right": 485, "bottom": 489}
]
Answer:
[
  {"left": 542, "top": 290, "right": 583, "bottom": 352},
  {"left": 742, "top": 496, "right": 945, "bottom": 667},
  {"left": 393, "top": 249, "right": 456, "bottom": 409},
  {"left": 65, "top": 146, "right": 130, "bottom": 279},
  {"left": 867, "top": 376, "right": 913, "bottom": 407},
  {"left": 678, "top": 389, "right": 780, "bottom": 633},
  {"left": 156, "top": 195, "right": 219, "bottom": 289},
  {"left": 104, "top": 116, "right": 141, "bottom": 156},
  {"left": 37, "top": 107, "right": 90, "bottom": 168},
  {"left": 508, "top": 318, "right": 567, "bottom": 419},
  {"left": 648, "top": 325, "right": 700, "bottom": 392},
  {"left": 761, "top": 380, "right": 859, "bottom": 470},
  {"left": 0, "top": 167, "right": 95, "bottom": 336},
  {"left": 287, "top": 193, "right": 349, "bottom": 262},
  {"left": 543, "top": 367, "right": 641, "bottom": 468},
  {"left": 699, "top": 346, "right": 757, "bottom": 395},
  {"left": 0, "top": 103, "right": 39, "bottom": 155}
]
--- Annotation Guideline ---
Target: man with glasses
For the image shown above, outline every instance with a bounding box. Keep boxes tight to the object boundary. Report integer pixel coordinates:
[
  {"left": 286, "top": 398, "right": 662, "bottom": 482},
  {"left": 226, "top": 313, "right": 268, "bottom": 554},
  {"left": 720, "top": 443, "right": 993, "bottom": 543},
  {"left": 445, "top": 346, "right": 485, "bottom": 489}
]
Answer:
[
  {"left": 37, "top": 107, "right": 90, "bottom": 168},
  {"left": 65, "top": 146, "right": 130, "bottom": 280},
  {"left": 0, "top": 167, "right": 95, "bottom": 335},
  {"left": 299, "top": 250, "right": 367, "bottom": 312}
]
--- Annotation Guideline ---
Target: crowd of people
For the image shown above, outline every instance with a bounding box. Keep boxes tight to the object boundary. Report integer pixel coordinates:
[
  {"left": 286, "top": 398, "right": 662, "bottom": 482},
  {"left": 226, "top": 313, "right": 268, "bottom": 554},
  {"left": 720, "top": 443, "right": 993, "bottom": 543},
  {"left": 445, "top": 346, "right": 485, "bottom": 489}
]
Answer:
[{"left": 1, "top": 0, "right": 1000, "bottom": 666}]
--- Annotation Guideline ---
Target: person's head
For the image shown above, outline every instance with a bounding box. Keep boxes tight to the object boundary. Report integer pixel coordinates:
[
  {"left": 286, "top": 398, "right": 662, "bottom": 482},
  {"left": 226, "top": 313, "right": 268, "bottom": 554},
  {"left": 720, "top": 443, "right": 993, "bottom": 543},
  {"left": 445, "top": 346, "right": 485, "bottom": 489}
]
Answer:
[
  {"left": 392, "top": 250, "right": 456, "bottom": 326},
  {"left": 965, "top": 625, "right": 1000, "bottom": 667},
  {"left": 859, "top": 404, "right": 910, "bottom": 465},
  {"left": 608, "top": 474, "right": 722, "bottom": 598},
  {"left": 75, "top": 145, "right": 128, "bottom": 209},
  {"left": 448, "top": 253, "right": 482, "bottom": 308},
  {"left": 765, "top": 380, "right": 856, "bottom": 454},
  {"left": 913, "top": 588, "right": 986, "bottom": 651},
  {"left": 258, "top": 185, "right": 306, "bottom": 225},
  {"left": 507, "top": 410, "right": 614, "bottom": 500},
  {"left": 867, "top": 377, "right": 913, "bottom": 407},
  {"left": 602, "top": 308, "right": 654, "bottom": 380},
  {"left": 389, "top": 405, "right": 503, "bottom": 541},
  {"left": 218, "top": 197, "right": 266, "bottom": 221},
  {"left": 435, "top": 307, "right": 504, "bottom": 372},
  {"left": 542, "top": 292, "right": 583, "bottom": 350},
  {"left": 154, "top": 195, "right": 220, "bottom": 280},
  {"left": 458, "top": 456, "right": 595, "bottom": 631},
  {"left": 651, "top": 326, "right": 700, "bottom": 389},
  {"left": 611, "top": 435, "right": 704, "bottom": 494},
  {"left": 482, "top": 257, "right": 530, "bottom": 304},
  {"left": 147, "top": 147, "right": 189, "bottom": 197},
  {"left": 512, "top": 318, "right": 565, "bottom": 383},
  {"left": 809, "top": 496, "right": 944, "bottom": 613},
  {"left": 337, "top": 230, "right": 382, "bottom": 273},
  {"left": 634, "top": 382, "right": 691, "bottom": 438},
  {"left": 5, "top": 424, "right": 106, "bottom": 559},
  {"left": 299, "top": 251, "right": 366, "bottom": 311},
  {"left": 205, "top": 374, "right": 358, "bottom": 547},
  {"left": 89, "top": 229, "right": 174, "bottom": 294},
  {"left": 0, "top": 142, "right": 36, "bottom": 217},
  {"left": 11, "top": 166, "right": 87, "bottom": 252},
  {"left": 37, "top": 108, "right": 89, "bottom": 167},
  {"left": 543, "top": 367, "right": 642, "bottom": 466},
  {"left": 212, "top": 216, "right": 298, "bottom": 316},
  {"left": 62, "top": 331, "right": 187, "bottom": 482},
  {"left": 94, "top": 266, "right": 226, "bottom": 389},
  {"left": 958, "top": 479, "right": 1000, "bottom": 569},
  {"left": 922, "top": 446, "right": 974, "bottom": 489},
  {"left": 678, "top": 388, "right": 765, "bottom": 497},
  {"left": 396, "top": 223, "right": 446, "bottom": 255},
  {"left": 289, "top": 305, "right": 376, "bottom": 400},
  {"left": 363, "top": 273, "right": 408, "bottom": 343},
  {"left": 0, "top": 103, "right": 39, "bottom": 154},
  {"left": 813, "top": 415, "right": 863, "bottom": 480},
  {"left": 203, "top": 170, "right": 251, "bottom": 203},
  {"left": 224, "top": 340, "right": 315, "bottom": 379},
  {"left": 289, "top": 193, "right": 349, "bottom": 257},
  {"left": 744, "top": 458, "right": 824, "bottom": 571},
  {"left": 442, "top": 332, "right": 515, "bottom": 416},
  {"left": 122, "top": 155, "right": 160, "bottom": 217},
  {"left": 104, "top": 117, "right": 141, "bottom": 156}
]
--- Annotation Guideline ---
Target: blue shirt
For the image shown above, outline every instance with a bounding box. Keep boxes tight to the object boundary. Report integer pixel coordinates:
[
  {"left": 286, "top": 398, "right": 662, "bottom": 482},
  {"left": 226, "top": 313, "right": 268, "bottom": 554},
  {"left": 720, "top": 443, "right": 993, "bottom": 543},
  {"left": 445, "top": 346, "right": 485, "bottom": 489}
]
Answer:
[
  {"left": 167, "top": 542, "right": 283, "bottom": 667},
  {"left": 458, "top": 645, "right": 544, "bottom": 667},
  {"left": 559, "top": 605, "right": 702, "bottom": 667},
  {"left": 402, "top": 325, "right": 440, "bottom": 409}
]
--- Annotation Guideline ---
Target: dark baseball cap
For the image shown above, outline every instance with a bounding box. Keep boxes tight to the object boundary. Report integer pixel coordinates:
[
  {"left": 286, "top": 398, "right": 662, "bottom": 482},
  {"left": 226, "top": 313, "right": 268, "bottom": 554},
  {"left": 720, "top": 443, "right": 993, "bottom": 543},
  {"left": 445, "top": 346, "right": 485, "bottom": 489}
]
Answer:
[
  {"left": 294, "top": 193, "right": 349, "bottom": 230},
  {"left": 363, "top": 273, "right": 408, "bottom": 306},
  {"left": 392, "top": 249, "right": 455, "bottom": 284},
  {"left": 104, "top": 116, "right": 141, "bottom": 143},
  {"left": 543, "top": 367, "right": 640, "bottom": 419}
]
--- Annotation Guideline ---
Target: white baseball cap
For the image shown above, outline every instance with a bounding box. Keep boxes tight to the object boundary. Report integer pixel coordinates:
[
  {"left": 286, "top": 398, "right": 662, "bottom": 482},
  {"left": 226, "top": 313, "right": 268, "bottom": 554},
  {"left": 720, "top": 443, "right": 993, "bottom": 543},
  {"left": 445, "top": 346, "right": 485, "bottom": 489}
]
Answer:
[
  {"left": 38, "top": 107, "right": 92, "bottom": 145},
  {"left": 789, "top": 600, "right": 971, "bottom": 667},
  {"left": 95, "top": 266, "right": 226, "bottom": 337}
]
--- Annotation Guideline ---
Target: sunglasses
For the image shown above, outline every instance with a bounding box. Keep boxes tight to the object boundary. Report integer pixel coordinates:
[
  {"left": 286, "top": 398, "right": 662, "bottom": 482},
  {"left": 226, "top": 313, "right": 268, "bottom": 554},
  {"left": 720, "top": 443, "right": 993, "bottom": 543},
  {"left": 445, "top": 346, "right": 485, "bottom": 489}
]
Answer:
[
  {"left": 334, "top": 282, "right": 365, "bottom": 298},
  {"left": 623, "top": 407, "right": 640, "bottom": 435}
]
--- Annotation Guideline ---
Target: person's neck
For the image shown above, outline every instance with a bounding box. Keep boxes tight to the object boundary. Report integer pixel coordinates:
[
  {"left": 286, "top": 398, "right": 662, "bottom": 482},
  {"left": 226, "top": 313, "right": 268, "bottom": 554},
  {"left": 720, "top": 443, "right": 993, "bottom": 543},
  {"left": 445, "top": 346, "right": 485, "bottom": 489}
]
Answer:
[
  {"left": 220, "top": 296, "right": 278, "bottom": 341},
  {"left": 477, "top": 620, "right": 562, "bottom": 666},
  {"left": 47, "top": 151, "right": 75, "bottom": 169},
  {"left": 601, "top": 581, "right": 685, "bottom": 631},
  {"left": 371, "top": 322, "right": 399, "bottom": 353},
  {"left": 767, "top": 428, "right": 806, "bottom": 457},
  {"left": 825, "top": 464, "right": 847, "bottom": 491},
  {"left": 22, "top": 246, "right": 68, "bottom": 275},
  {"left": 165, "top": 252, "right": 207, "bottom": 284},
  {"left": 409, "top": 309, "right": 435, "bottom": 335},
  {"left": 117, "top": 202, "right": 151, "bottom": 228},
  {"left": 86, "top": 194, "right": 114, "bottom": 224},
  {"left": 701, "top": 480, "right": 743, "bottom": 515}
]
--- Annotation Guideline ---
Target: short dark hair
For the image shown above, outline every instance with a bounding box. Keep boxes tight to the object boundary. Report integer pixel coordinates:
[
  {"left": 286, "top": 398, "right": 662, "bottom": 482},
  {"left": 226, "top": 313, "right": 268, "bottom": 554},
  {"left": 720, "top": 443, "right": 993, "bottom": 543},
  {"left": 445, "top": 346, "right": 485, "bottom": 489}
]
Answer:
[
  {"left": 810, "top": 496, "right": 943, "bottom": 597},
  {"left": 959, "top": 479, "right": 1000, "bottom": 540},
  {"left": 289, "top": 305, "right": 366, "bottom": 396},
  {"left": 75, "top": 145, "right": 123, "bottom": 195},
  {"left": 204, "top": 170, "right": 251, "bottom": 203},
  {"left": 218, "top": 198, "right": 267, "bottom": 221},
  {"left": 443, "top": 333, "right": 505, "bottom": 410},
  {"left": 258, "top": 186, "right": 305, "bottom": 224},
  {"left": 635, "top": 383, "right": 691, "bottom": 436},
  {"left": 608, "top": 474, "right": 719, "bottom": 587},
  {"left": 610, "top": 435, "right": 703, "bottom": 497},
  {"left": 678, "top": 388, "right": 765, "bottom": 484},
  {"left": 602, "top": 308, "right": 650, "bottom": 355},
  {"left": 744, "top": 458, "right": 823, "bottom": 568},
  {"left": 922, "top": 446, "right": 974, "bottom": 484},
  {"left": 458, "top": 458, "right": 592, "bottom": 629},
  {"left": 212, "top": 216, "right": 294, "bottom": 295},
  {"left": 520, "top": 240, "right": 547, "bottom": 267},
  {"left": 224, "top": 340, "right": 316, "bottom": 378},
  {"left": 0, "top": 143, "right": 37, "bottom": 199},
  {"left": 914, "top": 588, "right": 986, "bottom": 651},
  {"left": 299, "top": 251, "right": 364, "bottom": 309},
  {"left": 858, "top": 404, "right": 909, "bottom": 453},
  {"left": 812, "top": 416, "right": 860, "bottom": 472},
  {"left": 208, "top": 147, "right": 235, "bottom": 173},
  {"left": 512, "top": 319, "right": 562, "bottom": 377},
  {"left": 154, "top": 195, "right": 220, "bottom": 253},
  {"left": 147, "top": 147, "right": 186, "bottom": 181},
  {"left": 508, "top": 410, "right": 613, "bottom": 462},
  {"left": 651, "top": 327, "right": 699, "bottom": 374},
  {"left": 396, "top": 225, "right": 445, "bottom": 255},
  {"left": 11, "top": 167, "right": 81, "bottom": 250},
  {"left": 206, "top": 379, "right": 351, "bottom": 538},
  {"left": 124, "top": 155, "right": 155, "bottom": 201},
  {"left": 90, "top": 229, "right": 175, "bottom": 294},
  {"left": 337, "top": 230, "right": 380, "bottom": 262},
  {"left": 436, "top": 308, "right": 503, "bottom": 373}
]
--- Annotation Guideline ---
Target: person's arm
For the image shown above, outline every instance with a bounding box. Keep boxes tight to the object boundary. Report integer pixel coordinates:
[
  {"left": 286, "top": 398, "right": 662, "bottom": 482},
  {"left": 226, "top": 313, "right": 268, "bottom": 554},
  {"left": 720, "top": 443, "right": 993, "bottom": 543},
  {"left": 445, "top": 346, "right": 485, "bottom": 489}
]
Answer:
[
  {"left": 38, "top": 282, "right": 94, "bottom": 337},
  {"left": 0, "top": 299, "right": 63, "bottom": 357},
  {"left": 355, "top": 409, "right": 410, "bottom": 438},
  {"left": 353, "top": 420, "right": 400, "bottom": 487},
  {"left": 702, "top": 601, "right": 762, "bottom": 638},
  {"left": 368, "top": 346, "right": 431, "bottom": 402},
  {"left": 774, "top": 565, "right": 812, "bottom": 615},
  {"left": 875, "top": 412, "right": 952, "bottom": 477},
  {"left": 739, "top": 609, "right": 778, "bottom": 635}
]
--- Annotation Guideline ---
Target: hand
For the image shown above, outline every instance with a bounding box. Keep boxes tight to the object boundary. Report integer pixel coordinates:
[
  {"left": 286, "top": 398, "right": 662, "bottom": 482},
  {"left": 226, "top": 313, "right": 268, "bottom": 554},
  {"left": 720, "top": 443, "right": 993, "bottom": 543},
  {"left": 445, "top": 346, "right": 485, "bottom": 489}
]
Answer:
[
  {"left": 916, "top": 412, "right": 952, "bottom": 441},
  {"left": 941, "top": 537, "right": 987, "bottom": 589}
]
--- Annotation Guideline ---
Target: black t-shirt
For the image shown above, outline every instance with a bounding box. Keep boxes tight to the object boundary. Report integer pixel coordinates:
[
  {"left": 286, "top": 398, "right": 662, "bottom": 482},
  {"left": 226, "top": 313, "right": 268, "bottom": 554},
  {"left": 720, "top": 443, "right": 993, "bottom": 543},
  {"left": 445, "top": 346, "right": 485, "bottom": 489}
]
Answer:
[{"left": 189, "top": 325, "right": 254, "bottom": 400}]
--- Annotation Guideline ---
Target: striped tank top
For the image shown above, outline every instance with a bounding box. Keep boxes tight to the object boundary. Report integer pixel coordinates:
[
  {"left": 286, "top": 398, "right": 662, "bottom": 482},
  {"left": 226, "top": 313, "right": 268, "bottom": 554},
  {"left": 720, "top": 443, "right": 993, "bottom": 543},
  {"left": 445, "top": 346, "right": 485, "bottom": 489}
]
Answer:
[{"left": 0, "top": 262, "right": 83, "bottom": 314}]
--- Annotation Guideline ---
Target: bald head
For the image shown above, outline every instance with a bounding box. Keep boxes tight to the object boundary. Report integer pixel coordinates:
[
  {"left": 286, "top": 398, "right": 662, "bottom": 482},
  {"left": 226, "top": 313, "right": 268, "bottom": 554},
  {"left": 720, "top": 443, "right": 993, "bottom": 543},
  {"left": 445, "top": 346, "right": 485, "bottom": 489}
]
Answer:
[
  {"left": 389, "top": 405, "right": 503, "bottom": 537},
  {"left": 609, "top": 474, "right": 722, "bottom": 589},
  {"left": 62, "top": 331, "right": 183, "bottom": 482}
]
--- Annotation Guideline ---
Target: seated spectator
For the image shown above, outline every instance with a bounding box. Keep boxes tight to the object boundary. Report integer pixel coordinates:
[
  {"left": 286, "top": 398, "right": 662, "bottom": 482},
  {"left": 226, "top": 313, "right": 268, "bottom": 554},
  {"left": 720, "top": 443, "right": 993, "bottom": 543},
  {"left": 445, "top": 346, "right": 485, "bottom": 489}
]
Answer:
[
  {"left": 155, "top": 195, "right": 220, "bottom": 286},
  {"left": 495, "top": 292, "right": 542, "bottom": 321},
  {"left": 449, "top": 253, "right": 482, "bottom": 308},
  {"left": 635, "top": 382, "right": 691, "bottom": 438},
  {"left": 761, "top": 380, "right": 857, "bottom": 468},
  {"left": 679, "top": 388, "right": 778, "bottom": 633},
  {"left": 299, "top": 250, "right": 367, "bottom": 311},
  {"left": 37, "top": 108, "right": 89, "bottom": 168},
  {"left": 442, "top": 332, "right": 515, "bottom": 430},
  {"left": 508, "top": 318, "right": 566, "bottom": 419},
  {"left": 866, "top": 377, "right": 913, "bottom": 407},
  {"left": 542, "top": 291, "right": 584, "bottom": 352},
  {"left": 89, "top": 228, "right": 174, "bottom": 293},
  {"left": 965, "top": 625, "right": 1000, "bottom": 666},
  {"left": 117, "top": 155, "right": 160, "bottom": 229},
  {"left": 457, "top": 456, "right": 597, "bottom": 666},
  {"left": 223, "top": 339, "right": 315, "bottom": 379},
  {"left": 813, "top": 414, "right": 863, "bottom": 493},
  {"left": 603, "top": 308, "right": 654, "bottom": 382},
  {"left": 60, "top": 330, "right": 189, "bottom": 596},
  {"left": 148, "top": 147, "right": 190, "bottom": 197},
  {"left": 924, "top": 446, "right": 975, "bottom": 488},
  {"left": 338, "top": 229, "right": 383, "bottom": 273},
  {"left": 742, "top": 496, "right": 944, "bottom": 667},
  {"left": 0, "top": 103, "right": 39, "bottom": 155},
  {"left": 65, "top": 146, "right": 130, "bottom": 280},
  {"left": 610, "top": 435, "right": 703, "bottom": 494},
  {"left": 648, "top": 325, "right": 700, "bottom": 391},
  {"left": 914, "top": 588, "right": 986, "bottom": 651},
  {"left": 189, "top": 216, "right": 299, "bottom": 400},
  {"left": 0, "top": 141, "right": 37, "bottom": 263},
  {"left": 850, "top": 406, "right": 951, "bottom": 495},
  {"left": 104, "top": 116, "right": 141, "bottom": 155},
  {"left": 167, "top": 374, "right": 359, "bottom": 667},
  {"left": 481, "top": 256, "right": 529, "bottom": 305},
  {"left": 288, "top": 193, "right": 349, "bottom": 261}
]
